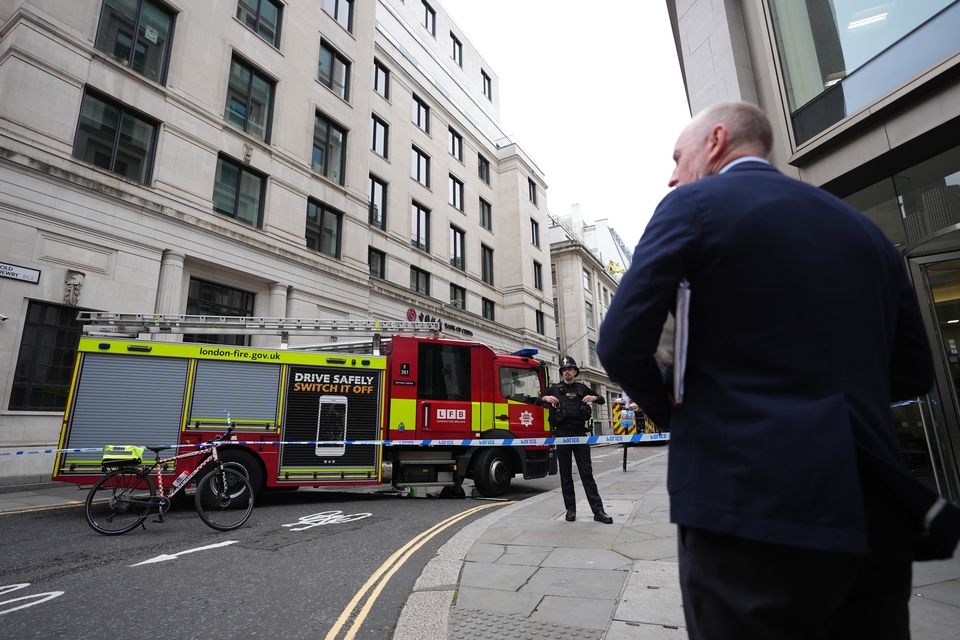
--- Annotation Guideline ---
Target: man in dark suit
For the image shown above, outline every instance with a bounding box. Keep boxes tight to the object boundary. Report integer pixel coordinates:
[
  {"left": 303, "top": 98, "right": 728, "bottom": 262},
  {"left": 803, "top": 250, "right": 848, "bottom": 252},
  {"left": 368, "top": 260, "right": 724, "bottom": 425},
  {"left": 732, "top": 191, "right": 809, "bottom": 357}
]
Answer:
[{"left": 597, "top": 102, "right": 957, "bottom": 639}]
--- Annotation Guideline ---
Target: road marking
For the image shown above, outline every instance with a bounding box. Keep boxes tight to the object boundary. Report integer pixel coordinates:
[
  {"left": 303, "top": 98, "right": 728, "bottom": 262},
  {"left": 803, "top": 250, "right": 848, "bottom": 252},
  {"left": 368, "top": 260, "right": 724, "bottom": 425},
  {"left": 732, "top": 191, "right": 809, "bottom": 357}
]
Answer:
[
  {"left": 324, "top": 501, "right": 512, "bottom": 640},
  {"left": 282, "top": 510, "right": 373, "bottom": 531},
  {"left": 130, "top": 540, "right": 239, "bottom": 566},
  {"left": 0, "top": 584, "right": 64, "bottom": 616},
  {"left": 0, "top": 502, "right": 84, "bottom": 517}
]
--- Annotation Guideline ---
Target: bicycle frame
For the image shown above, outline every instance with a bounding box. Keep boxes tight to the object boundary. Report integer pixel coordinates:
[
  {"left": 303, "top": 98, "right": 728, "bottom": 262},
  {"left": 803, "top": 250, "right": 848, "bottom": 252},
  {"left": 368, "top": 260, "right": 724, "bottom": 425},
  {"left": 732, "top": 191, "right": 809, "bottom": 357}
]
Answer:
[{"left": 150, "top": 443, "right": 222, "bottom": 501}]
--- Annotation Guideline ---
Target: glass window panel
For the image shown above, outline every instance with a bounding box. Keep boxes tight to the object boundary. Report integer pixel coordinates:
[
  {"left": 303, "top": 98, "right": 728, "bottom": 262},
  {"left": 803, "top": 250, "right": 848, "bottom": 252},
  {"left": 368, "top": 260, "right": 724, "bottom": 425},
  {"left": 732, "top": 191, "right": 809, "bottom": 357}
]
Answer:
[
  {"left": 225, "top": 60, "right": 251, "bottom": 128},
  {"left": 132, "top": 1, "right": 172, "bottom": 82},
  {"left": 96, "top": 0, "right": 138, "bottom": 66},
  {"left": 313, "top": 116, "right": 329, "bottom": 174},
  {"left": 76, "top": 93, "right": 120, "bottom": 172},
  {"left": 213, "top": 158, "right": 239, "bottom": 215},
  {"left": 332, "top": 57, "right": 348, "bottom": 99},
  {"left": 372, "top": 117, "right": 387, "bottom": 156},
  {"left": 328, "top": 126, "right": 344, "bottom": 183},
  {"left": 318, "top": 45, "right": 333, "bottom": 86},
  {"left": 247, "top": 73, "right": 271, "bottom": 141},
  {"left": 237, "top": 0, "right": 258, "bottom": 29},
  {"left": 259, "top": 0, "right": 279, "bottom": 44},
  {"left": 115, "top": 110, "right": 155, "bottom": 183},
  {"left": 321, "top": 210, "right": 340, "bottom": 257},
  {"left": 236, "top": 169, "right": 262, "bottom": 226}
]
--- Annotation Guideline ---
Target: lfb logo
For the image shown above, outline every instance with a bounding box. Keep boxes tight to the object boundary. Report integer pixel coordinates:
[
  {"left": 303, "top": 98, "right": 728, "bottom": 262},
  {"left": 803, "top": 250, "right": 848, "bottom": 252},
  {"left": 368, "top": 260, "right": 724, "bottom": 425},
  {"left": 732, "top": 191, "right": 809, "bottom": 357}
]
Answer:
[{"left": 436, "top": 408, "right": 466, "bottom": 420}]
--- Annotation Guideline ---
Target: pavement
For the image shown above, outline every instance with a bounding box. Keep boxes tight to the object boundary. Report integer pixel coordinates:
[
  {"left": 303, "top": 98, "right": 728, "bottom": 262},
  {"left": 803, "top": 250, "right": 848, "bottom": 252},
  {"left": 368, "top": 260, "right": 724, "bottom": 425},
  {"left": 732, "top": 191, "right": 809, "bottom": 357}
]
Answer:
[{"left": 3, "top": 450, "right": 960, "bottom": 638}]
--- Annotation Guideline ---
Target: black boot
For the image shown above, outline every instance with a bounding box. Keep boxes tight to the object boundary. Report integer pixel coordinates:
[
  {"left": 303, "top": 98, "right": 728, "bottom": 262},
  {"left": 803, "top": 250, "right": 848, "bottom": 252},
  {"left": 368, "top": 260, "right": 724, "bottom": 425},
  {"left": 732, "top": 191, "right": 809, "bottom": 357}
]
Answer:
[
  {"left": 593, "top": 511, "right": 613, "bottom": 524},
  {"left": 565, "top": 509, "right": 576, "bottom": 522}
]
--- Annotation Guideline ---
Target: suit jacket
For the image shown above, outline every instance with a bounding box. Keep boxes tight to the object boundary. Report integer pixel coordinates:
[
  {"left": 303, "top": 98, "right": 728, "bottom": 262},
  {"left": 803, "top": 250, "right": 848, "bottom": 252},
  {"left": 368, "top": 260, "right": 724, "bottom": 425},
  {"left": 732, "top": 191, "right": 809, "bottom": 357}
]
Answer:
[{"left": 597, "top": 161, "right": 935, "bottom": 554}]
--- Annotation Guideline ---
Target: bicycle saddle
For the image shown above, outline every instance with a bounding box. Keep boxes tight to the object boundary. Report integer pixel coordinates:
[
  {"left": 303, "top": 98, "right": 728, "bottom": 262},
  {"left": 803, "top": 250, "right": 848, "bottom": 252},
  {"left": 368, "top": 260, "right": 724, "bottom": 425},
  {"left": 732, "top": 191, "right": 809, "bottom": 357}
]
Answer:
[{"left": 145, "top": 445, "right": 171, "bottom": 455}]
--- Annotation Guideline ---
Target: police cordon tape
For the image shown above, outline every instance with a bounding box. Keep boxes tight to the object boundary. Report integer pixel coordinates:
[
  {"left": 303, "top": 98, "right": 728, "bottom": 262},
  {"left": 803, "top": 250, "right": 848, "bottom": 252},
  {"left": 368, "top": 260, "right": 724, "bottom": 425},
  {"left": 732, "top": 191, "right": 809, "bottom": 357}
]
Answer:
[{"left": 0, "top": 432, "right": 670, "bottom": 457}]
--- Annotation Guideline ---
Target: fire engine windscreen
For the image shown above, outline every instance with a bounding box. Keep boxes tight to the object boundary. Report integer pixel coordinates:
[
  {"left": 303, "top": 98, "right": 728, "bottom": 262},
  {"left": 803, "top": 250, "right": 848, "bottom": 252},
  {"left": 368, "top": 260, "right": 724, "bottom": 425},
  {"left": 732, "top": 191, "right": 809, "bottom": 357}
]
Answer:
[{"left": 316, "top": 395, "right": 348, "bottom": 457}]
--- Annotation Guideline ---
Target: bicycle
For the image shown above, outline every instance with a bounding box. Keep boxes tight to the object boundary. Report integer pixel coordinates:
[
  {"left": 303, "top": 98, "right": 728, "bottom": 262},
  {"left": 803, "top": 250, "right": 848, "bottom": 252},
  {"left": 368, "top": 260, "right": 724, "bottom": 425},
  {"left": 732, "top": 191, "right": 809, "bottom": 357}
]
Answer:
[{"left": 84, "top": 419, "right": 254, "bottom": 535}]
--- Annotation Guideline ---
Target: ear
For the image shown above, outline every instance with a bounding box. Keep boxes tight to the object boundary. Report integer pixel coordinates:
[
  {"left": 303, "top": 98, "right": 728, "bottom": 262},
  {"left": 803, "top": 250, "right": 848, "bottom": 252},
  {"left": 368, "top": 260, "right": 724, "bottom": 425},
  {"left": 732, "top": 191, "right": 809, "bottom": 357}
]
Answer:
[{"left": 706, "top": 124, "right": 728, "bottom": 163}]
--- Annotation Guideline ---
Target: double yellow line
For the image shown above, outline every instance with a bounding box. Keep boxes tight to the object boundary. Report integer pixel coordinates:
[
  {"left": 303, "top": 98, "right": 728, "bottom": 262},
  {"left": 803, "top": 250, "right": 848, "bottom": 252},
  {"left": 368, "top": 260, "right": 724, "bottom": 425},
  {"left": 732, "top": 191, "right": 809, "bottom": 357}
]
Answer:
[{"left": 324, "top": 500, "right": 513, "bottom": 640}]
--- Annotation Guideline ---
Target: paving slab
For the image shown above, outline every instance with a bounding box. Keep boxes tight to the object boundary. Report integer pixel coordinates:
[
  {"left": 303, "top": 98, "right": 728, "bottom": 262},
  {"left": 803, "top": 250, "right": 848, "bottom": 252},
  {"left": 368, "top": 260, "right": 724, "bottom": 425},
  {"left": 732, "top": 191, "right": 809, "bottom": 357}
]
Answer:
[
  {"left": 614, "top": 537, "right": 680, "bottom": 561},
  {"left": 519, "top": 566, "right": 628, "bottom": 599},
  {"left": 540, "top": 546, "right": 633, "bottom": 571},
  {"left": 497, "top": 544, "right": 553, "bottom": 566},
  {"left": 464, "top": 543, "right": 504, "bottom": 563},
  {"left": 606, "top": 620, "right": 688, "bottom": 639},
  {"left": 454, "top": 586, "right": 542, "bottom": 616},
  {"left": 530, "top": 594, "right": 617, "bottom": 630},
  {"left": 459, "top": 561, "right": 537, "bottom": 591}
]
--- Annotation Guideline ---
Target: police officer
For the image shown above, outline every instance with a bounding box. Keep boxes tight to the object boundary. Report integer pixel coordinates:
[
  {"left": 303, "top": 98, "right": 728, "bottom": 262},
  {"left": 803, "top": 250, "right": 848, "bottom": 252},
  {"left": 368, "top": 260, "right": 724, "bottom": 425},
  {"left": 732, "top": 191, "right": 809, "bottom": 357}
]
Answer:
[{"left": 542, "top": 356, "right": 613, "bottom": 524}]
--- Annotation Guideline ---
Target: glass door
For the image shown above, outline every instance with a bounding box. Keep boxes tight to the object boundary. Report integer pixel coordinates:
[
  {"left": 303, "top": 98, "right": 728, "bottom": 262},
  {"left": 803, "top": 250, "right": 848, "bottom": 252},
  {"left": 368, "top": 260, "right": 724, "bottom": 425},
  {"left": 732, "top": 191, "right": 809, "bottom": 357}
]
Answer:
[{"left": 909, "top": 255, "right": 960, "bottom": 499}]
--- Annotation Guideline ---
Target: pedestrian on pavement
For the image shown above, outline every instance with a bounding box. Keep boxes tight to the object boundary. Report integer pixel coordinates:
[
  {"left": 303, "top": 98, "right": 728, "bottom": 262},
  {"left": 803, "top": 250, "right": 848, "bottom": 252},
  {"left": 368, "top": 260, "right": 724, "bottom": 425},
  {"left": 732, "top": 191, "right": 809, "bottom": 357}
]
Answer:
[
  {"left": 597, "top": 101, "right": 960, "bottom": 639},
  {"left": 541, "top": 355, "right": 613, "bottom": 524}
]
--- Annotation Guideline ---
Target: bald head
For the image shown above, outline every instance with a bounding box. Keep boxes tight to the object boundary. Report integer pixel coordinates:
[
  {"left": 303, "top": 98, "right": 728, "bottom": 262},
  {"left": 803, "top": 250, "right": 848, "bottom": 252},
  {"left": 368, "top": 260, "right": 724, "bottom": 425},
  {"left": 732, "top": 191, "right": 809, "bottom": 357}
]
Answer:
[{"left": 669, "top": 101, "right": 773, "bottom": 188}]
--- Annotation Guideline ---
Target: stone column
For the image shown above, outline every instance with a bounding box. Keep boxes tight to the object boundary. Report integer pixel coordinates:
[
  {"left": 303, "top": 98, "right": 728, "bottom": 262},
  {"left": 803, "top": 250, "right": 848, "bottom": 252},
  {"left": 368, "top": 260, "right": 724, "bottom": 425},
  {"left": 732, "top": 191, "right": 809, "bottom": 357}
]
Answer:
[{"left": 154, "top": 251, "right": 185, "bottom": 342}]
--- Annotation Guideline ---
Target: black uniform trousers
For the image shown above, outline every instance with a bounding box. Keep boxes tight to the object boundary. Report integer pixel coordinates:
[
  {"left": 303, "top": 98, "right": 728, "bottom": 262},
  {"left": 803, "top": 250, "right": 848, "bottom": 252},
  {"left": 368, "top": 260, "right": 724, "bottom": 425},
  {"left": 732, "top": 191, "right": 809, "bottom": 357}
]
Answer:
[
  {"left": 555, "top": 429, "right": 604, "bottom": 515},
  {"left": 677, "top": 468, "right": 913, "bottom": 640}
]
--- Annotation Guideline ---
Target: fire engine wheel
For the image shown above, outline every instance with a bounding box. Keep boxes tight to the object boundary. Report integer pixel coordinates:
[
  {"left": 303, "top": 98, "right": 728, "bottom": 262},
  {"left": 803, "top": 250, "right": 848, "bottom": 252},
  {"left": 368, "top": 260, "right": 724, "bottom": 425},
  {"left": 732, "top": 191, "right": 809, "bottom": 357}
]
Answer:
[
  {"left": 474, "top": 448, "right": 512, "bottom": 497},
  {"left": 217, "top": 449, "right": 263, "bottom": 495}
]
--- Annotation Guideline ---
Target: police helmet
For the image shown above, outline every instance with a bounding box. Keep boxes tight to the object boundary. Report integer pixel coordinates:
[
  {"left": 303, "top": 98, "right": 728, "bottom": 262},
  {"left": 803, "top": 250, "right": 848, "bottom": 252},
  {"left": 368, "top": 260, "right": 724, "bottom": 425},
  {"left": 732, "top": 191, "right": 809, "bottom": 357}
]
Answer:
[{"left": 558, "top": 355, "right": 580, "bottom": 375}]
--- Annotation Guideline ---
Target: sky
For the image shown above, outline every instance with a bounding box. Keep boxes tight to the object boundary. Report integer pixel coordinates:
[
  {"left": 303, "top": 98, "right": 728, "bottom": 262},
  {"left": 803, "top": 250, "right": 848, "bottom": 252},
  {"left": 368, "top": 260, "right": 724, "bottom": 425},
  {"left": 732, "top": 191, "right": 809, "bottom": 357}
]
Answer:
[{"left": 439, "top": 0, "right": 692, "bottom": 248}]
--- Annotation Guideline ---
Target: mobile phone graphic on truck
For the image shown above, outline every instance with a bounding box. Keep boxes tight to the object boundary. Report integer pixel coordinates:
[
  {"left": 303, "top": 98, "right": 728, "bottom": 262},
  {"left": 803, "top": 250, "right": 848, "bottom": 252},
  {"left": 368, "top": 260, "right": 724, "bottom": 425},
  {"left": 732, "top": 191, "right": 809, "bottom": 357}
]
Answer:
[{"left": 316, "top": 395, "right": 348, "bottom": 457}]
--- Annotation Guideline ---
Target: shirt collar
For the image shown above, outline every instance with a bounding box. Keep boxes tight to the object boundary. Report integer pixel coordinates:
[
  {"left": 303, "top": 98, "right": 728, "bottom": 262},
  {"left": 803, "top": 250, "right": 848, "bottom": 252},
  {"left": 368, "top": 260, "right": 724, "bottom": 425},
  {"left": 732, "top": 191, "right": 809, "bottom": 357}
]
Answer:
[{"left": 719, "top": 156, "right": 770, "bottom": 174}]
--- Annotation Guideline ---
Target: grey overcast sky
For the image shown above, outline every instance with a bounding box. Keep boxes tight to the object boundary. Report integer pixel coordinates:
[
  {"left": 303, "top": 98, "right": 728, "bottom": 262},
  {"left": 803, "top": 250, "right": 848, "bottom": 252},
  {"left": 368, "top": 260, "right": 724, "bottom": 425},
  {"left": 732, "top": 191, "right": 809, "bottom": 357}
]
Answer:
[{"left": 440, "top": 0, "right": 692, "bottom": 248}]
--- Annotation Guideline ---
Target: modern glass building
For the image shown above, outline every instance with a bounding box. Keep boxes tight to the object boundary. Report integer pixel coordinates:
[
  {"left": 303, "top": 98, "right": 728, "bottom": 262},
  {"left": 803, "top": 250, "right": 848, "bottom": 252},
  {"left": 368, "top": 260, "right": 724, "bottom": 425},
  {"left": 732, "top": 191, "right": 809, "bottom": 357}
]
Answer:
[{"left": 668, "top": 0, "right": 960, "bottom": 499}]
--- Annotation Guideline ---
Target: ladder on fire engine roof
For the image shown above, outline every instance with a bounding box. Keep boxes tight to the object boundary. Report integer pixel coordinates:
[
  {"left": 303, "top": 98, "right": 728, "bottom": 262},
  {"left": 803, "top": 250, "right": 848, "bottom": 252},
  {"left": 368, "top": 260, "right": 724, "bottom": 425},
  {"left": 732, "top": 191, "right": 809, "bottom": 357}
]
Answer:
[{"left": 76, "top": 312, "right": 442, "bottom": 353}]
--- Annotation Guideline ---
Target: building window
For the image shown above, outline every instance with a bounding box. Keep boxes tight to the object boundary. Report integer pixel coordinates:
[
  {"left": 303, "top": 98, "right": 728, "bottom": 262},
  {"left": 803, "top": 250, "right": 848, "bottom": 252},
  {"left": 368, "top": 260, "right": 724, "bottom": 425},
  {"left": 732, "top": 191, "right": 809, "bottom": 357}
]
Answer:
[
  {"left": 531, "top": 219, "right": 540, "bottom": 248},
  {"left": 528, "top": 177, "right": 538, "bottom": 205},
  {"left": 186, "top": 278, "right": 254, "bottom": 346},
  {"left": 312, "top": 112, "right": 346, "bottom": 184},
  {"left": 318, "top": 39, "right": 350, "bottom": 100},
  {"left": 371, "top": 114, "right": 388, "bottom": 158},
  {"left": 450, "top": 225, "right": 465, "bottom": 270},
  {"left": 421, "top": 1, "right": 436, "bottom": 36},
  {"left": 73, "top": 89, "right": 158, "bottom": 185},
  {"left": 450, "top": 284, "right": 466, "bottom": 309},
  {"left": 481, "top": 69, "right": 492, "bottom": 100},
  {"left": 553, "top": 298, "right": 559, "bottom": 326},
  {"left": 224, "top": 56, "right": 274, "bottom": 142},
  {"left": 588, "top": 339, "right": 598, "bottom": 366},
  {"left": 369, "top": 247, "right": 386, "bottom": 278},
  {"left": 536, "top": 310, "right": 545, "bottom": 336},
  {"left": 481, "top": 244, "right": 494, "bottom": 285},
  {"left": 373, "top": 59, "right": 389, "bottom": 99},
  {"left": 449, "top": 174, "right": 464, "bottom": 211},
  {"left": 306, "top": 199, "right": 342, "bottom": 259},
  {"left": 583, "top": 268, "right": 592, "bottom": 290},
  {"left": 369, "top": 175, "right": 387, "bottom": 229},
  {"left": 410, "top": 266, "right": 431, "bottom": 296},
  {"left": 478, "top": 153, "right": 491, "bottom": 184},
  {"left": 412, "top": 95, "right": 430, "bottom": 133},
  {"left": 768, "top": 0, "right": 952, "bottom": 144},
  {"left": 479, "top": 197, "right": 492, "bottom": 231},
  {"left": 603, "top": 287, "right": 609, "bottom": 306},
  {"left": 482, "top": 297, "right": 495, "bottom": 321},
  {"left": 451, "top": 32, "right": 462, "bottom": 66},
  {"left": 449, "top": 127, "right": 463, "bottom": 161},
  {"left": 9, "top": 301, "right": 84, "bottom": 410},
  {"left": 322, "top": 0, "right": 352, "bottom": 32},
  {"left": 533, "top": 261, "right": 543, "bottom": 291},
  {"left": 411, "top": 201, "right": 430, "bottom": 251},
  {"left": 212, "top": 154, "right": 265, "bottom": 227},
  {"left": 585, "top": 301, "right": 594, "bottom": 328},
  {"left": 95, "top": 0, "right": 174, "bottom": 84},
  {"left": 236, "top": 0, "right": 281, "bottom": 47},
  {"left": 411, "top": 146, "right": 430, "bottom": 187}
]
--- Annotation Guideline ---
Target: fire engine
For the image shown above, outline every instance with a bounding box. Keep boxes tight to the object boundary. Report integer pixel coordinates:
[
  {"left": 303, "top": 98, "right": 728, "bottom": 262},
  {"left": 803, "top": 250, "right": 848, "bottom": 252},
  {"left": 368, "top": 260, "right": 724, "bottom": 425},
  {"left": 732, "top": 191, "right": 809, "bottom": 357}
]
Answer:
[{"left": 53, "top": 312, "right": 557, "bottom": 498}]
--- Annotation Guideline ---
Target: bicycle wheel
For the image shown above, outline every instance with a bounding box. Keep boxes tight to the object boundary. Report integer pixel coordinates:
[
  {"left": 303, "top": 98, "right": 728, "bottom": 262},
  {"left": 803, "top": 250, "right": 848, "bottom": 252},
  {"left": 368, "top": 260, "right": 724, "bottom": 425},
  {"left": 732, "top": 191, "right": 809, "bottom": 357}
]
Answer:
[
  {"left": 194, "top": 466, "right": 254, "bottom": 531},
  {"left": 85, "top": 469, "right": 155, "bottom": 535}
]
